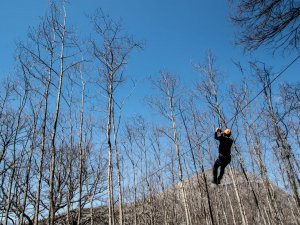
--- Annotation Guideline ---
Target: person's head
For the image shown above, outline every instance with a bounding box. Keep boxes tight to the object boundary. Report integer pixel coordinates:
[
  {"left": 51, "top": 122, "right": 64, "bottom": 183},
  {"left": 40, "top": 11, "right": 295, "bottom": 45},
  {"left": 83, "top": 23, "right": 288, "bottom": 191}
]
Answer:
[{"left": 224, "top": 128, "right": 231, "bottom": 137}]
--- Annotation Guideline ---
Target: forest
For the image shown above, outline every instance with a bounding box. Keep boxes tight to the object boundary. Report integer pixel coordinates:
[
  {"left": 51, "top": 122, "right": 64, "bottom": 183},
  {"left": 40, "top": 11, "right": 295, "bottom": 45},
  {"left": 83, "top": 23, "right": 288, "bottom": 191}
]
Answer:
[{"left": 0, "top": 1, "right": 299, "bottom": 225}]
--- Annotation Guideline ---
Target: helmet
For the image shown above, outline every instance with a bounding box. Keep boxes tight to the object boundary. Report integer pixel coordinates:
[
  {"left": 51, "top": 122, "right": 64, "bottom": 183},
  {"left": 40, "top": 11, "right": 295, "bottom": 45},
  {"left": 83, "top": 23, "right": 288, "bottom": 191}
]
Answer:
[{"left": 224, "top": 129, "right": 231, "bottom": 136}]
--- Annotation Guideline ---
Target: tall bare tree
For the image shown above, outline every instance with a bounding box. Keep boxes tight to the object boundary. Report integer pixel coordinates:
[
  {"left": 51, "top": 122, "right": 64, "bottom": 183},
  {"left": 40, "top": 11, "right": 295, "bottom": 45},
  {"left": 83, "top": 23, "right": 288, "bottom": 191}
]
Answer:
[
  {"left": 17, "top": 2, "right": 84, "bottom": 224},
  {"left": 250, "top": 61, "right": 300, "bottom": 207},
  {"left": 90, "top": 9, "right": 142, "bottom": 225},
  {"left": 149, "top": 72, "right": 191, "bottom": 225},
  {"left": 230, "top": 79, "right": 284, "bottom": 225},
  {"left": 3, "top": 80, "right": 28, "bottom": 225}
]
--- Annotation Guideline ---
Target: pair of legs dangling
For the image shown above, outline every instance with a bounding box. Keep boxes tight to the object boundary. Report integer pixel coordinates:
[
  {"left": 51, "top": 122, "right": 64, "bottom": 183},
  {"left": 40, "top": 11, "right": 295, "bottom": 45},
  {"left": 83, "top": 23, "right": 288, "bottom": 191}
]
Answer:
[{"left": 213, "top": 155, "right": 231, "bottom": 185}]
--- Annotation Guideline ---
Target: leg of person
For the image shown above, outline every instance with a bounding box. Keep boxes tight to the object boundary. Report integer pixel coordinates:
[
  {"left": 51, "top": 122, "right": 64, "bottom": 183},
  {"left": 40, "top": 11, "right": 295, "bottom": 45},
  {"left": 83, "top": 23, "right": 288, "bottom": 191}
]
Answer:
[
  {"left": 213, "top": 158, "right": 221, "bottom": 184},
  {"left": 218, "top": 164, "right": 226, "bottom": 184},
  {"left": 217, "top": 157, "right": 231, "bottom": 184}
]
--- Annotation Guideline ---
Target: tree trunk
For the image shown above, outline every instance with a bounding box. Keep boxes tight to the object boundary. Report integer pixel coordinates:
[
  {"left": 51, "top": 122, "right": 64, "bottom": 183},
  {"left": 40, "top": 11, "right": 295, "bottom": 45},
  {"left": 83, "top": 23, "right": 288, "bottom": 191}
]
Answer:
[{"left": 49, "top": 11, "right": 66, "bottom": 225}]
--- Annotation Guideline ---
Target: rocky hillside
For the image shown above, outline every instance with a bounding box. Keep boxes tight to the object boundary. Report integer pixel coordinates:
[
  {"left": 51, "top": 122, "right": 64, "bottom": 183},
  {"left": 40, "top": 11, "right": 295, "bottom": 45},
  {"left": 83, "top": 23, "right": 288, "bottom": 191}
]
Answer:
[{"left": 52, "top": 169, "right": 299, "bottom": 225}]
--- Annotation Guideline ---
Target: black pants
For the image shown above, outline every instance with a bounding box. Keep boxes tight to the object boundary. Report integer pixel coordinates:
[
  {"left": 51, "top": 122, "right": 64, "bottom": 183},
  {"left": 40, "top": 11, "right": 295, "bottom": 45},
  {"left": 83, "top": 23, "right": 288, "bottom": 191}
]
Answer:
[{"left": 213, "top": 155, "right": 231, "bottom": 183}]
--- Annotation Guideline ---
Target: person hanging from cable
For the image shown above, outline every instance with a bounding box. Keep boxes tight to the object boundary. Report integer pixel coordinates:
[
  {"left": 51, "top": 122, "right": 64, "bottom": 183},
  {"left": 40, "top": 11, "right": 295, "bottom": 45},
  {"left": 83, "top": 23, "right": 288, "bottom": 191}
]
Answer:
[{"left": 212, "top": 128, "right": 233, "bottom": 185}]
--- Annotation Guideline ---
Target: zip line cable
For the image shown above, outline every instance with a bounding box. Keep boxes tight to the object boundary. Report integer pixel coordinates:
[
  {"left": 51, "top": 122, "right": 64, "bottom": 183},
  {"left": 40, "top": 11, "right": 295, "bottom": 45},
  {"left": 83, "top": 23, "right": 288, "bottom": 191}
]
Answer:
[
  {"left": 134, "top": 54, "right": 300, "bottom": 187},
  {"left": 226, "top": 55, "right": 300, "bottom": 126}
]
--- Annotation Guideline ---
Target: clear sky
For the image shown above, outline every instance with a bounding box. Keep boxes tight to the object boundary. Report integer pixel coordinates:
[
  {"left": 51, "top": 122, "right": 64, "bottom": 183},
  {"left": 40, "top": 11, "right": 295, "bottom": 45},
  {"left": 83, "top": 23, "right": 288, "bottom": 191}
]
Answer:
[
  {"left": 1, "top": 1, "right": 236, "bottom": 74},
  {"left": 1, "top": 0, "right": 299, "bottom": 112}
]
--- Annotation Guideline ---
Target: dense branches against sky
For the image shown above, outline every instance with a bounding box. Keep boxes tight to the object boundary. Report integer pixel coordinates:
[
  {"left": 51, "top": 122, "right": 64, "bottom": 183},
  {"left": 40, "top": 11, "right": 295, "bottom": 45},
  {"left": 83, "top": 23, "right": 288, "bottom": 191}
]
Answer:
[{"left": 228, "top": 0, "right": 300, "bottom": 53}]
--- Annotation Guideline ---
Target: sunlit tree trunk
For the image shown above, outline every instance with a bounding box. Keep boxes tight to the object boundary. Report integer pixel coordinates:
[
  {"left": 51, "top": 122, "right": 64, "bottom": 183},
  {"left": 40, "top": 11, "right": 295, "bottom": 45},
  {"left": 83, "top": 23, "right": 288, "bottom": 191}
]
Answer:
[
  {"left": 233, "top": 80, "right": 284, "bottom": 225},
  {"left": 170, "top": 88, "right": 191, "bottom": 225},
  {"left": 185, "top": 99, "right": 216, "bottom": 225},
  {"left": 66, "top": 83, "right": 74, "bottom": 225},
  {"left": 90, "top": 9, "right": 141, "bottom": 225},
  {"left": 124, "top": 124, "right": 138, "bottom": 225},
  {"left": 19, "top": 99, "right": 42, "bottom": 225},
  {"left": 253, "top": 62, "right": 300, "bottom": 207},
  {"left": 3, "top": 90, "right": 27, "bottom": 225},
  {"left": 112, "top": 106, "right": 124, "bottom": 225},
  {"left": 48, "top": 10, "right": 66, "bottom": 225},
  {"left": 149, "top": 72, "right": 191, "bottom": 225},
  {"left": 77, "top": 73, "right": 86, "bottom": 225}
]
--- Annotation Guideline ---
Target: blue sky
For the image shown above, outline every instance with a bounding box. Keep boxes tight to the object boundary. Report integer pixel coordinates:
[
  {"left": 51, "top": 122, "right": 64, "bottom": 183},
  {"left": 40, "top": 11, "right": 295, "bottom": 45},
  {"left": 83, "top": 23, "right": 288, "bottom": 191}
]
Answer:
[
  {"left": 0, "top": 0, "right": 299, "bottom": 109},
  {"left": 1, "top": 1, "right": 236, "bottom": 74}
]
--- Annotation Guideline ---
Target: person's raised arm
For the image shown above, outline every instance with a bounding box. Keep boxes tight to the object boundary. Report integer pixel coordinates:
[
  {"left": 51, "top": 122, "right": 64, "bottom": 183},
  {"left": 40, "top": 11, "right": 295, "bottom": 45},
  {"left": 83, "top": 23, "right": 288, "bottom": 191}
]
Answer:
[{"left": 215, "top": 128, "right": 222, "bottom": 140}]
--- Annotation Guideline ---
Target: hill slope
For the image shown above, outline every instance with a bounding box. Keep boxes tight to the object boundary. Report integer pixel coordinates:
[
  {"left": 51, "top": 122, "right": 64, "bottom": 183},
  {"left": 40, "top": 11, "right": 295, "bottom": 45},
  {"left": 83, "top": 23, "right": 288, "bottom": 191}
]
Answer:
[{"left": 53, "top": 169, "right": 299, "bottom": 225}]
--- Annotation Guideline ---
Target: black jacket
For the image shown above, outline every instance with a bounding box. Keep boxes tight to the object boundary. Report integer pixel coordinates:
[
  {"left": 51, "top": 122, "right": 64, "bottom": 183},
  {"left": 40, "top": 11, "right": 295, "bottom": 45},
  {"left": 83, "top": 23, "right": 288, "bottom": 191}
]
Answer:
[{"left": 215, "top": 131, "right": 233, "bottom": 158}]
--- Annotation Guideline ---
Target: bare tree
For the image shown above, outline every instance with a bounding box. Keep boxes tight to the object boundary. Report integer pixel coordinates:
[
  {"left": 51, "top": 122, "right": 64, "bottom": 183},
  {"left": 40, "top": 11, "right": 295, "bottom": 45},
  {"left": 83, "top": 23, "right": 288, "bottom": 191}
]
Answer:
[
  {"left": 229, "top": 0, "right": 300, "bottom": 53},
  {"left": 90, "top": 9, "right": 142, "bottom": 225},
  {"left": 0, "top": 81, "right": 15, "bottom": 165},
  {"left": 280, "top": 83, "right": 300, "bottom": 150},
  {"left": 3, "top": 79, "right": 28, "bottom": 225},
  {"left": 183, "top": 97, "right": 217, "bottom": 225},
  {"left": 149, "top": 126, "right": 169, "bottom": 225},
  {"left": 48, "top": 5, "right": 67, "bottom": 224},
  {"left": 230, "top": 79, "right": 284, "bottom": 225},
  {"left": 195, "top": 52, "right": 250, "bottom": 225},
  {"left": 17, "top": 2, "right": 84, "bottom": 224},
  {"left": 77, "top": 68, "right": 86, "bottom": 225},
  {"left": 18, "top": 96, "right": 43, "bottom": 225},
  {"left": 123, "top": 123, "right": 138, "bottom": 225},
  {"left": 250, "top": 61, "right": 300, "bottom": 207},
  {"left": 149, "top": 72, "right": 191, "bottom": 225}
]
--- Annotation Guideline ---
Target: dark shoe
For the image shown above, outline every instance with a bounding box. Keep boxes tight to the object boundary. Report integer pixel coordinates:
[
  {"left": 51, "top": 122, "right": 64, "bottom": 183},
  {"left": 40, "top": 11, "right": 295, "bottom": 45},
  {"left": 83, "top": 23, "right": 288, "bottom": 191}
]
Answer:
[{"left": 212, "top": 178, "right": 218, "bottom": 185}]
